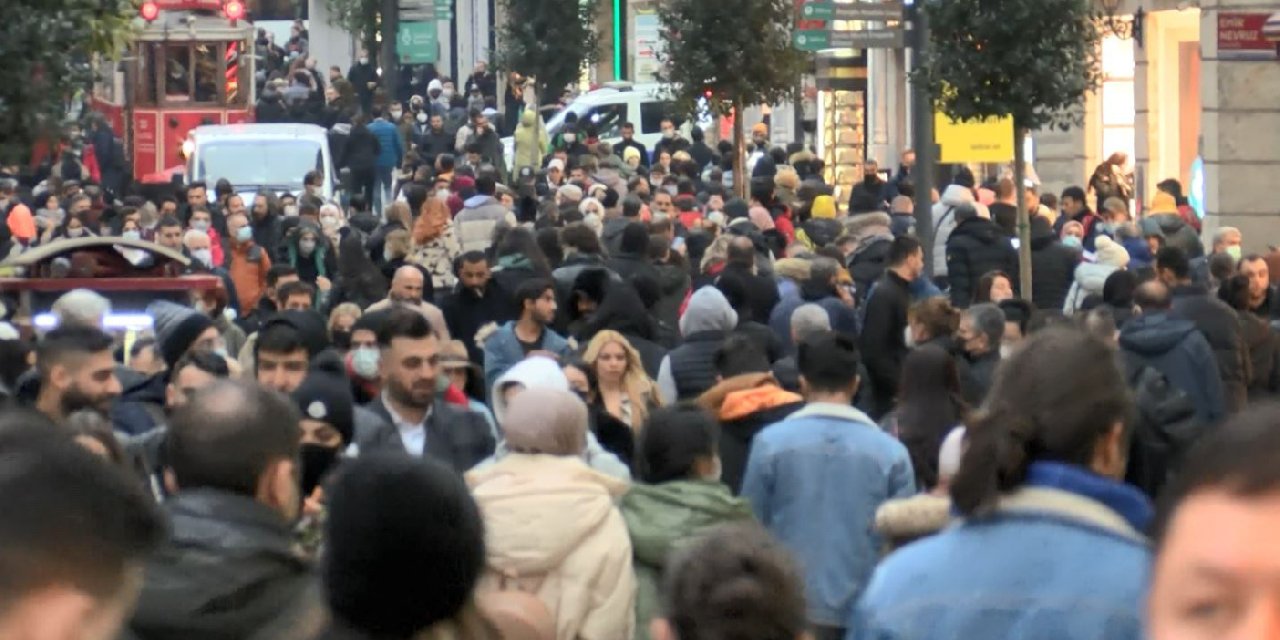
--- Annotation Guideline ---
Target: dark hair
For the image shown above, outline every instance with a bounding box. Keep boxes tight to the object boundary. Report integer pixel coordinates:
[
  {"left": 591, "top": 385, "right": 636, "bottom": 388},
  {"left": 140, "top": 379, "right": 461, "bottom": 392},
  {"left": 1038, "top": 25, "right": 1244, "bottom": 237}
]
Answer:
[
  {"left": 713, "top": 334, "right": 770, "bottom": 379},
  {"left": 620, "top": 222, "right": 650, "bottom": 256},
  {"left": 637, "top": 404, "right": 720, "bottom": 484},
  {"left": 475, "top": 175, "right": 496, "bottom": 196},
  {"left": 376, "top": 307, "right": 434, "bottom": 348},
  {"left": 534, "top": 227, "right": 564, "bottom": 268},
  {"left": 889, "top": 235, "right": 923, "bottom": 267},
  {"left": 1155, "top": 246, "right": 1191, "bottom": 280},
  {"left": 561, "top": 223, "right": 603, "bottom": 255},
  {"left": 36, "top": 326, "right": 113, "bottom": 380},
  {"left": 1209, "top": 252, "right": 1238, "bottom": 283},
  {"left": 277, "top": 280, "right": 316, "bottom": 305},
  {"left": 514, "top": 278, "right": 555, "bottom": 312},
  {"left": 1135, "top": 280, "right": 1172, "bottom": 312},
  {"left": 797, "top": 331, "right": 860, "bottom": 393},
  {"left": 452, "top": 250, "right": 488, "bottom": 276},
  {"left": 266, "top": 264, "right": 299, "bottom": 287},
  {"left": 663, "top": 523, "right": 807, "bottom": 640},
  {"left": 950, "top": 327, "right": 1132, "bottom": 515},
  {"left": 1061, "top": 185, "right": 1086, "bottom": 203},
  {"left": 1156, "top": 178, "right": 1186, "bottom": 203},
  {"left": 172, "top": 349, "right": 231, "bottom": 380},
  {"left": 1218, "top": 274, "right": 1252, "bottom": 311},
  {"left": 167, "top": 379, "right": 302, "bottom": 496},
  {"left": 257, "top": 321, "right": 306, "bottom": 360},
  {"left": 622, "top": 195, "right": 643, "bottom": 218},
  {"left": 156, "top": 215, "right": 183, "bottom": 231},
  {"left": 973, "top": 270, "right": 1012, "bottom": 304},
  {"left": 494, "top": 227, "right": 550, "bottom": 275},
  {"left": 1152, "top": 403, "right": 1280, "bottom": 548},
  {"left": 437, "top": 154, "right": 455, "bottom": 171},
  {"left": 129, "top": 336, "right": 157, "bottom": 363},
  {"left": 896, "top": 345, "right": 967, "bottom": 489},
  {"left": 1102, "top": 270, "right": 1139, "bottom": 308},
  {"left": 998, "top": 298, "right": 1034, "bottom": 337},
  {"left": 0, "top": 422, "right": 163, "bottom": 607}
]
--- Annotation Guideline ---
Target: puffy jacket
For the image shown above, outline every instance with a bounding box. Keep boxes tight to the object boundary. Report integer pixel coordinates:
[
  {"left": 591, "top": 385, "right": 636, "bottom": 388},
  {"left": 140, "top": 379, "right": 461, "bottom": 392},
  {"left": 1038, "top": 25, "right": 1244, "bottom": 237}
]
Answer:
[
  {"left": 468, "top": 454, "right": 636, "bottom": 640},
  {"left": 454, "top": 195, "right": 516, "bottom": 254},
  {"left": 849, "top": 233, "right": 893, "bottom": 305},
  {"left": 620, "top": 481, "right": 754, "bottom": 640},
  {"left": 1029, "top": 217, "right": 1078, "bottom": 312},
  {"left": 1119, "top": 312, "right": 1226, "bottom": 423},
  {"left": 697, "top": 373, "right": 804, "bottom": 494},
  {"left": 929, "top": 185, "right": 975, "bottom": 278},
  {"left": 945, "top": 216, "right": 1018, "bottom": 308},
  {"left": 513, "top": 110, "right": 549, "bottom": 174},
  {"left": 1063, "top": 262, "right": 1120, "bottom": 314},
  {"left": 1171, "top": 284, "right": 1249, "bottom": 414},
  {"left": 127, "top": 490, "right": 325, "bottom": 640},
  {"left": 367, "top": 118, "right": 403, "bottom": 168}
]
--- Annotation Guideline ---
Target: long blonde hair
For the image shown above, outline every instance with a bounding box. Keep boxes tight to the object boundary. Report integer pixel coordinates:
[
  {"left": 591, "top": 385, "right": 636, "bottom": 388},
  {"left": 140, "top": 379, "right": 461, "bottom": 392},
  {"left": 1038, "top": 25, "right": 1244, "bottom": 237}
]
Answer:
[{"left": 583, "top": 330, "right": 661, "bottom": 429}]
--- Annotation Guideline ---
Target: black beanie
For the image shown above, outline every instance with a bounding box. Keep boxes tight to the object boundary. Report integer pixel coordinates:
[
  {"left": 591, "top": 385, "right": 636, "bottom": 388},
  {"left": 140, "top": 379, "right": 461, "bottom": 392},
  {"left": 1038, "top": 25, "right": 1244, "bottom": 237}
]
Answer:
[
  {"left": 148, "top": 300, "right": 215, "bottom": 369},
  {"left": 263, "top": 309, "right": 329, "bottom": 357},
  {"left": 290, "top": 371, "right": 354, "bottom": 445},
  {"left": 324, "top": 453, "right": 486, "bottom": 637}
]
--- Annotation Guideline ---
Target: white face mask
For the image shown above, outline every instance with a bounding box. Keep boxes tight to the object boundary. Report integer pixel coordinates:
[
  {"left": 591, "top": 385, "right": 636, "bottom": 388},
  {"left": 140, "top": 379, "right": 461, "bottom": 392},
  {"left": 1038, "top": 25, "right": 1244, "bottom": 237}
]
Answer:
[
  {"left": 904, "top": 326, "right": 916, "bottom": 348},
  {"left": 320, "top": 215, "right": 340, "bottom": 229},
  {"left": 442, "top": 88, "right": 455, "bottom": 99},
  {"left": 435, "top": 189, "right": 451, "bottom": 201},
  {"left": 352, "top": 347, "right": 380, "bottom": 379},
  {"left": 999, "top": 343, "right": 1014, "bottom": 359},
  {"left": 299, "top": 239, "right": 317, "bottom": 254},
  {"left": 563, "top": 133, "right": 577, "bottom": 143},
  {"left": 191, "top": 248, "right": 213, "bottom": 267},
  {"left": 416, "top": 112, "right": 428, "bottom": 123},
  {"left": 389, "top": 109, "right": 403, "bottom": 120},
  {"left": 359, "top": 57, "right": 369, "bottom": 65},
  {"left": 662, "top": 129, "right": 675, "bottom": 139},
  {"left": 122, "top": 230, "right": 141, "bottom": 241}
]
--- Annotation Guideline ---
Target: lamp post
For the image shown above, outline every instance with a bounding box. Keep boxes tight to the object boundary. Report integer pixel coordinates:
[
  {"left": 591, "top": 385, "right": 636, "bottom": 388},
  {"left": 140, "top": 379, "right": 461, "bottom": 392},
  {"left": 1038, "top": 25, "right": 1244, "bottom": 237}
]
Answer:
[{"left": 1098, "top": 0, "right": 1144, "bottom": 47}]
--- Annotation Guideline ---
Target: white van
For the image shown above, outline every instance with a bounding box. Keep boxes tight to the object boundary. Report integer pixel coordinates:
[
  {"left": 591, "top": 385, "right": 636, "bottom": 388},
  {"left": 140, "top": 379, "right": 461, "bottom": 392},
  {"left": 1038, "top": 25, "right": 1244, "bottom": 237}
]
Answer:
[
  {"left": 503, "top": 82, "right": 712, "bottom": 166},
  {"left": 185, "top": 123, "right": 339, "bottom": 202}
]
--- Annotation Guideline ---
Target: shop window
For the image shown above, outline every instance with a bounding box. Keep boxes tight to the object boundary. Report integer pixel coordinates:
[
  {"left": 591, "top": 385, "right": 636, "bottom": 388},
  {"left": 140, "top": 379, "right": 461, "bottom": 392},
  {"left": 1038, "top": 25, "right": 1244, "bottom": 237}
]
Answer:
[{"left": 1100, "top": 35, "right": 1136, "bottom": 164}]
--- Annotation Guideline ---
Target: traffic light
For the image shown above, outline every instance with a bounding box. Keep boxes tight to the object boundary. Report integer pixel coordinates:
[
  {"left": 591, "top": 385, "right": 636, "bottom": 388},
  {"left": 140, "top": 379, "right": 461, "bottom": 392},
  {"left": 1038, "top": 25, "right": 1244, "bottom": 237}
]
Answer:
[
  {"left": 139, "top": 0, "right": 159, "bottom": 21},
  {"left": 224, "top": 0, "right": 245, "bottom": 23}
]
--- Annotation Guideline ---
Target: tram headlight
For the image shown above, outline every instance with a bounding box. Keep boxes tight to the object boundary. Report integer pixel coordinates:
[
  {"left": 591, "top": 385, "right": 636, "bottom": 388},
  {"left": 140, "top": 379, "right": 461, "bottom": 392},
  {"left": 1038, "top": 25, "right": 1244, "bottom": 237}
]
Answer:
[{"left": 181, "top": 139, "right": 195, "bottom": 158}]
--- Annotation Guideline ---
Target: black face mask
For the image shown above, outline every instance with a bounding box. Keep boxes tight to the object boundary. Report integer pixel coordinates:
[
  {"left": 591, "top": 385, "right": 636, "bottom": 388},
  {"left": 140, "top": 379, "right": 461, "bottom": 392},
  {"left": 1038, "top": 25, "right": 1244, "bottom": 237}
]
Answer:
[
  {"left": 864, "top": 174, "right": 879, "bottom": 185},
  {"left": 331, "top": 329, "right": 352, "bottom": 351},
  {"left": 300, "top": 444, "right": 341, "bottom": 496}
]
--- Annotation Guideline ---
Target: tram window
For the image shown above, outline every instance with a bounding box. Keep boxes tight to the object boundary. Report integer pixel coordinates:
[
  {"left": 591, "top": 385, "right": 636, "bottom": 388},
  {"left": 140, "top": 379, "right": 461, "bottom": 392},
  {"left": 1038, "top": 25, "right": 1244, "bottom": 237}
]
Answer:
[
  {"left": 134, "top": 45, "right": 157, "bottom": 106},
  {"left": 164, "top": 45, "right": 191, "bottom": 101},
  {"left": 192, "top": 45, "right": 219, "bottom": 103}
]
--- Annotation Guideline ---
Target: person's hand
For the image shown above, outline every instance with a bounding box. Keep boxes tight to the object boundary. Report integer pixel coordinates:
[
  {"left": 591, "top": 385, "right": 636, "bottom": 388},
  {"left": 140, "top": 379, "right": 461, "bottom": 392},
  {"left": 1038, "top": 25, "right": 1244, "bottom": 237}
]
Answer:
[
  {"left": 316, "top": 275, "right": 332, "bottom": 292},
  {"left": 303, "top": 486, "right": 325, "bottom": 517},
  {"left": 837, "top": 284, "right": 855, "bottom": 308}
]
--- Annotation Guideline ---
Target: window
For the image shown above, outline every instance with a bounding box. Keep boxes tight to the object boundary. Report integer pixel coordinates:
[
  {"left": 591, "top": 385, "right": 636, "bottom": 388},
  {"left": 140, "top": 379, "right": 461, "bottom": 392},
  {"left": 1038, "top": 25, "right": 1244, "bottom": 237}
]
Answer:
[
  {"left": 581, "top": 104, "right": 627, "bottom": 139},
  {"left": 157, "top": 43, "right": 225, "bottom": 106},
  {"left": 1100, "top": 35, "right": 1136, "bottom": 167},
  {"left": 196, "top": 139, "right": 323, "bottom": 190},
  {"left": 640, "top": 101, "right": 684, "bottom": 134}
]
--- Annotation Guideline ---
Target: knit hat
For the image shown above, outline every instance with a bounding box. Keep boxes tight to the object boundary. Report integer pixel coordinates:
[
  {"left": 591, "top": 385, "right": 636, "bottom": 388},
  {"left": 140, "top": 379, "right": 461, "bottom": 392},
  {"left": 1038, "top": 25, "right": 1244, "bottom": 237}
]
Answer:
[
  {"left": 774, "top": 167, "right": 800, "bottom": 191},
  {"left": 324, "top": 453, "right": 486, "bottom": 637},
  {"left": 811, "top": 195, "right": 837, "bottom": 219},
  {"left": 748, "top": 206, "right": 775, "bottom": 231},
  {"left": 491, "top": 355, "right": 569, "bottom": 426},
  {"left": 291, "top": 371, "right": 354, "bottom": 445},
  {"left": 1149, "top": 192, "right": 1178, "bottom": 215},
  {"left": 262, "top": 309, "right": 330, "bottom": 357},
  {"left": 752, "top": 122, "right": 768, "bottom": 137},
  {"left": 148, "top": 300, "right": 214, "bottom": 369},
  {"left": 501, "top": 387, "right": 588, "bottom": 456},
  {"left": 557, "top": 184, "right": 584, "bottom": 204},
  {"left": 622, "top": 146, "right": 642, "bottom": 164},
  {"left": 1094, "top": 235, "right": 1131, "bottom": 268},
  {"left": 451, "top": 175, "right": 475, "bottom": 192},
  {"left": 724, "top": 198, "right": 750, "bottom": 221},
  {"left": 547, "top": 158, "right": 565, "bottom": 172}
]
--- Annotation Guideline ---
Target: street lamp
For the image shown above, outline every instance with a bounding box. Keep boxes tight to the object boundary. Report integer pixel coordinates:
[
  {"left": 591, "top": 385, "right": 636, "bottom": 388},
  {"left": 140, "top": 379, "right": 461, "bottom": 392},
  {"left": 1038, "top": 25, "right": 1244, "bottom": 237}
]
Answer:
[{"left": 1098, "top": 0, "right": 1145, "bottom": 47}]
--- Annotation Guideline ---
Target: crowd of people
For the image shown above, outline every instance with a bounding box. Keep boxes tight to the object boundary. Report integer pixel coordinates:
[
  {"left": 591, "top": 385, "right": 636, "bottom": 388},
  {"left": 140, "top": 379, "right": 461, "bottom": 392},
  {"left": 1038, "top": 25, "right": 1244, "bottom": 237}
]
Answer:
[{"left": 5, "top": 64, "right": 1280, "bottom": 638}]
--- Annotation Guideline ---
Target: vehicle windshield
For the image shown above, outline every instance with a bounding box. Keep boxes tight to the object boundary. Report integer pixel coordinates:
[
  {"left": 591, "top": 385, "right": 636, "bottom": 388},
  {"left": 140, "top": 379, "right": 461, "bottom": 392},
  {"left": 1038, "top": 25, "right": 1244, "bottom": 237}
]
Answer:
[{"left": 195, "top": 139, "right": 322, "bottom": 190}]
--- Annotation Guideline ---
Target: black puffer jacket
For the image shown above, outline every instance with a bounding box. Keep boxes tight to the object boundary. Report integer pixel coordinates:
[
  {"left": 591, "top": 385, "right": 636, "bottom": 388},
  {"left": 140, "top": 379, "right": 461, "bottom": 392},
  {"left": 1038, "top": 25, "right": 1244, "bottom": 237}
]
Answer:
[
  {"left": 1171, "top": 284, "right": 1250, "bottom": 414},
  {"left": 127, "top": 490, "right": 324, "bottom": 640},
  {"left": 945, "top": 217, "right": 1018, "bottom": 308},
  {"left": 1029, "top": 216, "right": 1079, "bottom": 312}
]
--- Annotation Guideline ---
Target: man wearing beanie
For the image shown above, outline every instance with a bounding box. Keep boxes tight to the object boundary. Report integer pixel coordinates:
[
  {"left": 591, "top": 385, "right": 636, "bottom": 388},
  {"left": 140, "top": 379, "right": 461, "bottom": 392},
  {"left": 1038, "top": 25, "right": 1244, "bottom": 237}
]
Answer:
[
  {"left": 291, "top": 368, "right": 356, "bottom": 557},
  {"left": 112, "top": 300, "right": 220, "bottom": 435},
  {"left": 254, "top": 309, "right": 331, "bottom": 393}
]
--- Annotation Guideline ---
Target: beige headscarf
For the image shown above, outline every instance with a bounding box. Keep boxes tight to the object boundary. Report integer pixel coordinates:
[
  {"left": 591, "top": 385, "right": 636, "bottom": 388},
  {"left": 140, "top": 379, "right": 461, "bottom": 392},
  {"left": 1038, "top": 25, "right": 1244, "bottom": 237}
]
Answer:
[{"left": 501, "top": 388, "right": 588, "bottom": 456}]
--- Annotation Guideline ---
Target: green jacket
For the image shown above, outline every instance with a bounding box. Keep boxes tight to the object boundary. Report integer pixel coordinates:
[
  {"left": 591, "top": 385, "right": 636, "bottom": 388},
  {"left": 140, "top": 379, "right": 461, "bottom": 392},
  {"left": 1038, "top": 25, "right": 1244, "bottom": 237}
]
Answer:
[{"left": 620, "top": 480, "right": 753, "bottom": 640}]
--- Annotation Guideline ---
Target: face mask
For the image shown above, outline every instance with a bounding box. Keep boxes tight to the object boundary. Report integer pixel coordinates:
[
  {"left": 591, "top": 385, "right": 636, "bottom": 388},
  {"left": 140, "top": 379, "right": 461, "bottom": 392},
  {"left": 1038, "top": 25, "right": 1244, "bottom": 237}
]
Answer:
[
  {"left": 359, "top": 57, "right": 369, "bottom": 65},
  {"left": 122, "top": 230, "right": 141, "bottom": 241},
  {"left": 442, "top": 88, "right": 455, "bottom": 99},
  {"left": 192, "top": 220, "right": 210, "bottom": 232},
  {"left": 390, "top": 110, "right": 403, "bottom": 120},
  {"left": 191, "top": 248, "right": 213, "bottom": 267},
  {"left": 999, "top": 343, "right": 1014, "bottom": 360},
  {"left": 236, "top": 226, "right": 253, "bottom": 242},
  {"left": 664, "top": 185, "right": 678, "bottom": 196},
  {"left": 416, "top": 112, "right": 428, "bottom": 123},
  {"left": 383, "top": 248, "right": 396, "bottom": 262},
  {"left": 1098, "top": 222, "right": 1115, "bottom": 234},
  {"left": 563, "top": 133, "right": 577, "bottom": 143},
  {"left": 67, "top": 227, "right": 85, "bottom": 238},
  {"left": 299, "top": 239, "right": 317, "bottom": 254},
  {"left": 352, "top": 347, "right": 380, "bottom": 379},
  {"left": 300, "top": 444, "right": 340, "bottom": 496},
  {"left": 662, "top": 129, "right": 674, "bottom": 139},
  {"left": 331, "top": 329, "right": 352, "bottom": 351},
  {"left": 1226, "top": 245, "right": 1243, "bottom": 261},
  {"left": 1062, "top": 235, "right": 1082, "bottom": 249},
  {"left": 903, "top": 326, "right": 916, "bottom": 348},
  {"left": 213, "top": 346, "right": 229, "bottom": 359},
  {"left": 320, "top": 215, "right": 340, "bottom": 229},
  {"left": 435, "top": 189, "right": 451, "bottom": 201}
]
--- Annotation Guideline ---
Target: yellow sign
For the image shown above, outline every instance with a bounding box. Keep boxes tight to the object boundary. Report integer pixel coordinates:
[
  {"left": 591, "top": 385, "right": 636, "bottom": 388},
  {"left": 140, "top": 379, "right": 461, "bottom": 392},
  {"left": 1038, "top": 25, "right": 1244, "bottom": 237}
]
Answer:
[{"left": 933, "top": 113, "right": 1015, "bottom": 164}]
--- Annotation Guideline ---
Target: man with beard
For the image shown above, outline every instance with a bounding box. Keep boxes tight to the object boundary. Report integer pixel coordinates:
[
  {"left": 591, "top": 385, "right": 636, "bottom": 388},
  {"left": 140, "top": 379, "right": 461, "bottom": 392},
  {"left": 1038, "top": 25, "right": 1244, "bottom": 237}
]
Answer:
[
  {"left": 33, "top": 325, "right": 122, "bottom": 425},
  {"left": 361, "top": 308, "right": 493, "bottom": 471},
  {"left": 847, "top": 159, "right": 890, "bottom": 214},
  {"left": 366, "top": 266, "right": 451, "bottom": 341},
  {"left": 439, "top": 252, "right": 515, "bottom": 364}
]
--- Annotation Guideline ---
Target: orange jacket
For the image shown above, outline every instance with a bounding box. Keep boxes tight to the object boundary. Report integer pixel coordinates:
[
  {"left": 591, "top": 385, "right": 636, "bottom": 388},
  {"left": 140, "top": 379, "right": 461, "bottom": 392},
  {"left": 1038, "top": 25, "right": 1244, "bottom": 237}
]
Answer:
[{"left": 227, "top": 241, "right": 272, "bottom": 313}]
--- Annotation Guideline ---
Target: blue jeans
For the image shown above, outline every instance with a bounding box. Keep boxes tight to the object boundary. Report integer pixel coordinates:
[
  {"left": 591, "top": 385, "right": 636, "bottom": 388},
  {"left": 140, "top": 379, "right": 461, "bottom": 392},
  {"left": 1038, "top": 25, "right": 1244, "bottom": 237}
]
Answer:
[{"left": 373, "top": 166, "right": 394, "bottom": 216}]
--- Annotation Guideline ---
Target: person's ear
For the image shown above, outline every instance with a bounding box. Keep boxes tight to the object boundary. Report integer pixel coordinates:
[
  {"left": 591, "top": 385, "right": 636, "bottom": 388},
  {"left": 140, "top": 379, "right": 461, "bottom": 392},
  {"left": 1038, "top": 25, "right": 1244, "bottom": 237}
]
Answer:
[
  {"left": 256, "top": 458, "right": 300, "bottom": 521},
  {"left": 1092, "top": 421, "right": 1127, "bottom": 479},
  {"left": 49, "top": 363, "right": 71, "bottom": 393},
  {"left": 165, "top": 384, "right": 177, "bottom": 410},
  {"left": 163, "top": 468, "right": 180, "bottom": 495},
  {"left": 650, "top": 618, "right": 675, "bottom": 640},
  {"left": 849, "top": 374, "right": 861, "bottom": 398}
]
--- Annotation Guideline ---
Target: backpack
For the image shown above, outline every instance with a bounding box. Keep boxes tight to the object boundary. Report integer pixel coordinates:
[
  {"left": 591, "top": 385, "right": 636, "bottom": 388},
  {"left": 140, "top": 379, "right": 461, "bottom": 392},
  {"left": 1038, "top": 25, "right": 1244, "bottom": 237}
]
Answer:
[{"left": 1123, "top": 355, "right": 1206, "bottom": 499}]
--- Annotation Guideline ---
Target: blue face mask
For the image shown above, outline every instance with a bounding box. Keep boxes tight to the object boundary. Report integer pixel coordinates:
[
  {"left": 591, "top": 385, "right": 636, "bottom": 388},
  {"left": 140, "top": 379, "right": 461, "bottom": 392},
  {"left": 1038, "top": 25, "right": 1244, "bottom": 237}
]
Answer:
[
  {"left": 236, "top": 226, "right": 253, "bottom": 243},
  {"left": 1062, "top": 235, "right": 1082, "bottom": 249},
  {"left": 352, "top": 347, "right": 380, "bottom": 379}
]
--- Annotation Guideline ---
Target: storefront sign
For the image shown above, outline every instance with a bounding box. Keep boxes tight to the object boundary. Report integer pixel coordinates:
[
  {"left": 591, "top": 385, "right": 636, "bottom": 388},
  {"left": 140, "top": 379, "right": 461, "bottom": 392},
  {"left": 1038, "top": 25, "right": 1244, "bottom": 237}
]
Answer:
[
  {"left": 934, "top": 113, "right": 1014, "bottom": 164},
  {"left": 397, "top": 21, "right": 438, "bottom": 64},
  {"left": 1217, "top": 12, "right": 1279, "bottom": 60},
  {"left": 633, "top": 11, "right": 663, "bottom": 82}
]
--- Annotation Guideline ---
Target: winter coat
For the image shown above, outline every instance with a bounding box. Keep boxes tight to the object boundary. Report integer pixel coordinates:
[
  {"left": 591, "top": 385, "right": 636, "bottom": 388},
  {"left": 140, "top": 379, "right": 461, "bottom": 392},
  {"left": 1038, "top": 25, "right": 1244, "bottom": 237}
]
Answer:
[
  {"left": 697, "top": 373, "right": 804, "bottom": 494},
  {"left": 720, "top": 263, "right": 780, "bottom": 324},
  {"left": 608, "top": 252, "right": 660, "bottom": 285},
  {"left": 1029, "top": 219, "right": 1079, "bottom": 312},
  {"left": 339, "top": 124, "right": 380, "bottom": 172},
  {"left": 874, "top": 493, "right": 952, "bottom": 555},
  {"left": 127, "top": 489, "right": 325, "bottom": 640},
  {"left": 1142, "top": 213, "right": 1204, "bottom": 259},
  {"left": 358, "top": 395, "right": 495, "bottom": 472},
  {"left": 482, "top": 321, "right": 572, "bottom": 397},
  {"left": 1063, "top": 262, "right": 1121, "bottom": 314},
  {"left": 467, "top": 125, "right": 509, "bottom": 182},
  {"left": 226, "top": 240, "right": 272, "bottom": 315},
  {"left": 111, "top": 372, "right": 168, "bottom": 436},
  {"left": 441, "top": 283, "right": 517, "bottom": 364},
  {"left": 620, "top": 481, "right": 754, "bottom": 640},
  {"left": 930, "top": 185, "right": 975, "bottom": 278},
  {"left": 651, "top": 263, "right": 691, "bottom": 337},
  {"left": 1238, "top": 311, "right": 1280, "bottom": 400},
  {"left": 468, "top": 454, "right": 636, "bottom": 640},
  {"left": 367, "top": 118, "right": 404, "bottom": 169},
  {"left": 416, "top": 127, "right": 454, "bottom": 163},
  {"left": 860, "top": 270, "right": 913, "bottom": 419},
  {"left": 658, "top": 287, "right": 739, "bottom": 403},
  {"left": 960, "top": 350, "right": 1001, "bottom": 407},
  {"left": 945, "top": 217, "right": 1018, "bottom": 308},
  {"left": 1171, "top": 284, "right": 1249, "bottom": 414},
  {"left": 849, "top": 233, "right": 894, "bottom": 305},
  {"left": 1119, "top": 312, "right": 1226, "bottom": 423},
  {"left": 454, "top": 195, "right": 517, "bottom": 254},
  {"left": 513, "top": 110, "right": 548, "bottom": 175}
]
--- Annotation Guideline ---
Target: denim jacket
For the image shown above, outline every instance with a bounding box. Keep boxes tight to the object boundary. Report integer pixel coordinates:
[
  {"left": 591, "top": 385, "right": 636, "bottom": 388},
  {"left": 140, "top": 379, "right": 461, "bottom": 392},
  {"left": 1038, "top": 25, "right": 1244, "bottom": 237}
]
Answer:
[
  {"left": 741, "top": 403, "right": 915, "bottom": 626},
  {"left": 850, "top": 461, "right": 1153, "bottom": 640},
  {"left": 482, "top": 321, "right": 571, "bottom": 399}
]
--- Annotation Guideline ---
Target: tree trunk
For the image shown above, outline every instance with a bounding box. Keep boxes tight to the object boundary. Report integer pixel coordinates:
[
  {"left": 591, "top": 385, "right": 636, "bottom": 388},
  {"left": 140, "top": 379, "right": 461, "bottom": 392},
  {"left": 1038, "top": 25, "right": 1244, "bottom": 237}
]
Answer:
[
  {"left": 1014, "top": 128, "right": 1033, "bottom": 300},
  {"left": 732, "top": 98, "right": 746, "bottom": 199}
]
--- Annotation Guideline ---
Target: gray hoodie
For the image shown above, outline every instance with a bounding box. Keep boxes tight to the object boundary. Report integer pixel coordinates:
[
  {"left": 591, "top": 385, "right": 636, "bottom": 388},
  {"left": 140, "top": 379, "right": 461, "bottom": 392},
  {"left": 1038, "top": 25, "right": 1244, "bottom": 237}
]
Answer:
[{"left": 678, "top": 286, "right": 738, "bottom": 336}]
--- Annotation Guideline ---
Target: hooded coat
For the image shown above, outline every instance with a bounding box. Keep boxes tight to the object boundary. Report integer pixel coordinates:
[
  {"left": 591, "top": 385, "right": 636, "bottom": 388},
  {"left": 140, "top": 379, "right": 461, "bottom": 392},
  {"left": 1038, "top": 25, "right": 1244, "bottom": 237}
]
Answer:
[
  {"left": 1119, "top": 312, "right": 1226, "bottom": 423},
  {"left": 697, "top": 373, "right": 804, "bottom": 494},
  {"left": 657, "top": 287, "right": 738, "bottom": 404},
  {"left": 286, "top": 221, "right": 337, "bottom": 286},
  {"left": 1063, "top": 262, "right": 1122, "bottom": 314},
  {"left": 620, "top": 481, "right": 754, "bottom": 640},
  {"left": 945, "top": 216, "right": 1018, "bottom": 308},
  {"left": 468, "top": 455, "right": 636, "bottom": 640},
  {"left": 1170, "top": 283, "right": 1249, "bottom": 414},
  {"left": 930, "top": 185, "right": 976, "bottom": 279},
  {"left": 1029, "top": 216, "right": 1078, "bottom": 312},
  {"left": 513, "top": 110, "right": 549, "bottom": 175}
]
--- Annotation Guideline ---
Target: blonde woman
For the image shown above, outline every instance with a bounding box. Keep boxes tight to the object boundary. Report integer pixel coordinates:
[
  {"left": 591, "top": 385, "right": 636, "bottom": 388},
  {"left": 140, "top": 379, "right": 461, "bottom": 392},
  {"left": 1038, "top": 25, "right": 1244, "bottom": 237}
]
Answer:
[
  {"left": 327, "top": 302, "right": 362, "bottom": 352},
  {"left": 584, "top": 330, "right": 661, "bottom": 431}
]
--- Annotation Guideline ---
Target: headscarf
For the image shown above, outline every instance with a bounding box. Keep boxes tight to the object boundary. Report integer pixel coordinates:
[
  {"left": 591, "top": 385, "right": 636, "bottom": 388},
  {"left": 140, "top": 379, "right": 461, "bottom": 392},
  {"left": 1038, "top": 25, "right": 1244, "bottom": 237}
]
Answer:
[{"left": 501, "top": 388, "right": 588, "bottom": 456}]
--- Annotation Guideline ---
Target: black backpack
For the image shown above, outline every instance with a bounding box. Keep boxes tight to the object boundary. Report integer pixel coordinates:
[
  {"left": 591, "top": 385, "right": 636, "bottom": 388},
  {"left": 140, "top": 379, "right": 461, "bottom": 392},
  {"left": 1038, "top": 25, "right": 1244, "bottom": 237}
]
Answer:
[{"left": 1123, "top": 355, "right": 1206, "bottom": 499}]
